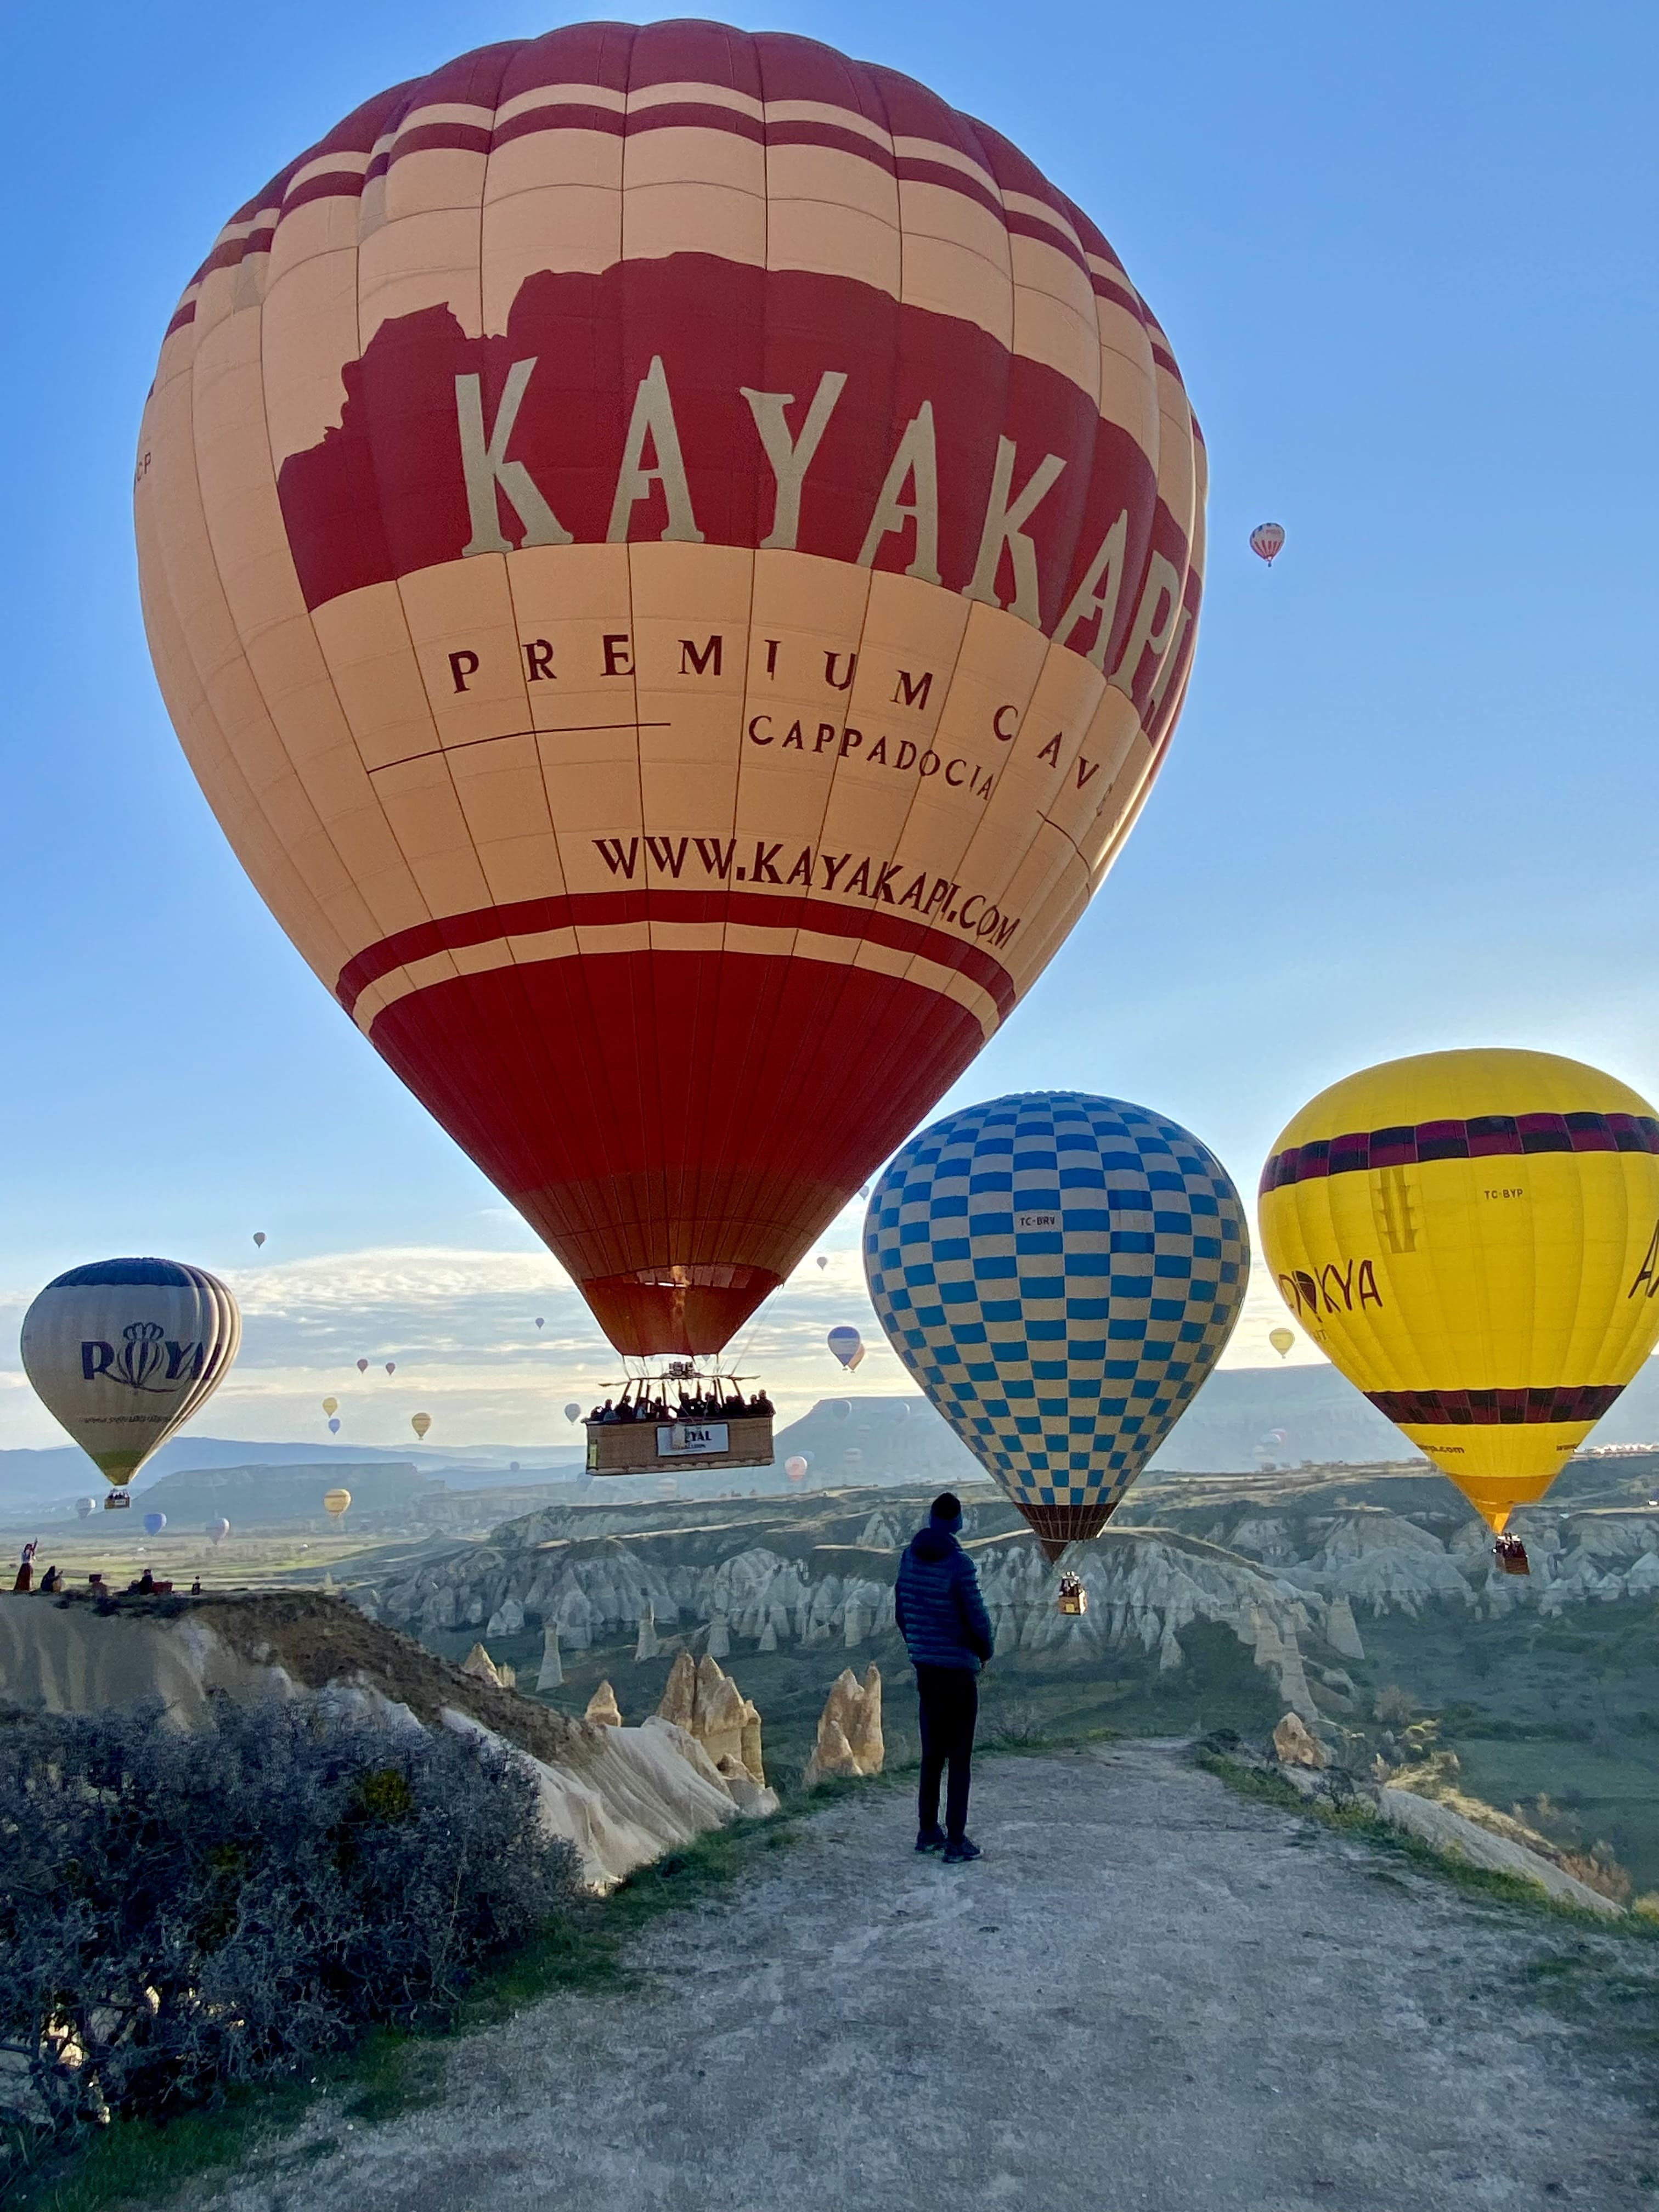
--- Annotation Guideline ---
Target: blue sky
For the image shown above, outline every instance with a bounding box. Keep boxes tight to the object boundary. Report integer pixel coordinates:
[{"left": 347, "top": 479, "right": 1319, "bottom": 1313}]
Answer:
[{"left": 2, "top": 2, "right": 1653, "bottom": 1448}]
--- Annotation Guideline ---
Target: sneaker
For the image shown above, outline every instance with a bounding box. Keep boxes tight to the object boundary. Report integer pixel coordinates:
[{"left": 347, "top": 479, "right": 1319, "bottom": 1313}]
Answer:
[
  {"left": 915, "top": 1826, "right": 947, "bottom": 1854},
  {"left": 943, "top": 1836, "right": 982, "bottom": 1864}
]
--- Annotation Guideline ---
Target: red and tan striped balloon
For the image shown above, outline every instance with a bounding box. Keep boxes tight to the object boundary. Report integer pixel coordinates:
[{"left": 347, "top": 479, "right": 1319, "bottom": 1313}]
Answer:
[{"left": 135, "top": 21, "right": 1205, "bottom": 1357}]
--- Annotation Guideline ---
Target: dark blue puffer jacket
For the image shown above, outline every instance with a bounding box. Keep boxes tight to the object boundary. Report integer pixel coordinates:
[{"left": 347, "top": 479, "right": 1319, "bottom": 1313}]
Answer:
[{"left": 894, "top": 1526, "right": 995, "bottom": 1672}]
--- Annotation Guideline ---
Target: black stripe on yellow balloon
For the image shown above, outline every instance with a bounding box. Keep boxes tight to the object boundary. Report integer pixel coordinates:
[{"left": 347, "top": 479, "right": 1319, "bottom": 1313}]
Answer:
[
  {"left": 1261, "top": 1110, "right": 1659, "bottom": 1194},
  {"left": 1364, "top": 1384, "right": 1624, "bottom": 1426}
]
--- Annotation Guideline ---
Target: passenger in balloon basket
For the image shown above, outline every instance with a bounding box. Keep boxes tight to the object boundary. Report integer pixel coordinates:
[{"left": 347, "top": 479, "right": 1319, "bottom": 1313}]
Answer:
[
  {"left": 1494, "top": 1530, "right": 1530, "bottom": 1576},
  {"left": 894, "top": 1494, "right": 995, "bottom": 1863}
]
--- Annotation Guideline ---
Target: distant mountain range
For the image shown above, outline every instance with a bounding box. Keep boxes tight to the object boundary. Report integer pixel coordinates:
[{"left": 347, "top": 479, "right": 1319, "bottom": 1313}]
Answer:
[{"left": 8, "top": 1356, "right": 1659, "bottom": 1518}]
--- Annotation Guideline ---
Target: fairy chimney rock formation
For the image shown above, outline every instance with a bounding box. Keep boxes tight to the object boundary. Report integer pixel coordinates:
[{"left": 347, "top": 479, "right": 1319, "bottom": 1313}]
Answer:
[
  {"left": 1325, "top": 1594, "right": 1365, "bottom": 1660},
  {"left": 803, "top": 1665, "right": 885, "bottom": 1786},
  {"left": 536, "top": 1626, "right": 563, "bottom": 1690},
  {"left": 635, "top": 1606, "right": 661, "bottom": 1663},
  {"left": 1273, "top": 1711, "right": 1329, "bottom": 1768},
  {"left": 585, "top": 1680, "right": 623, "bottom": 1727},
  {"left": 654, "top": 1650, "right": 766, "bottom": 1786},
  {"left": 461, "top": 1641, "right": 503, "bottom": 1688}
]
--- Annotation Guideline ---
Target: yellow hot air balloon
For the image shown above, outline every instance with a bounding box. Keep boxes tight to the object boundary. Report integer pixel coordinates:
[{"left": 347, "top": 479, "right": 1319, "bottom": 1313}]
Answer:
[
  {"left": 1268, "top": 1327, "right": 1294, "bottom": 1359},
  {"left": 321, "top": 1396, "right": 339, "bottom": 1416},
  {"left": 1259, "top": 1049, "right": 1659, "bottom": 1547},
  {"left": 323, "top": 1487, "right": 352, "bottom": 1520},
  {"left": 411, "top": 1413, "right": 432, "bottom": 1441}
]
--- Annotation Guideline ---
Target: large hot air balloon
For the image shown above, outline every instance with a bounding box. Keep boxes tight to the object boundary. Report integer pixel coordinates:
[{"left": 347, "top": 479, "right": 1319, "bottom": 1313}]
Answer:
[
  {"left": 134, "top": 24, "right": 1205, "bottom": 1366},
  {"left": 1258, "top": 1049, "right": 1659, "bottom": 1561},
  {"left": 411, "top": 1413, "right": 433, "bottom": 1440},
  {"left": 20, "top": 1261, "right": 240, "bottom": 1503},
  {"left": 867, "top": 1093, "right": 1247, "bottom": 1557},
  {"left": 563, "top": 1401, "right": 582, "bottom": 1424},
  {"left": 827, "top": 1325, "right": 865, "bottom": 1372},
  {"left": 1268, "top": 1325, "right": 1294, "bottom": 1359},
  {"left": 324, "top": 1487, "right": 352, "bottom": 1520},
  {"left": 1249, "top": 522, "right": 1285, "bottom": 566}
]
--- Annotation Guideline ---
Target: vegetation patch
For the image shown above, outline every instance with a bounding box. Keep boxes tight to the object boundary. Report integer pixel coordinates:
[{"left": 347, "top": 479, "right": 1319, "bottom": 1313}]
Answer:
[{"left": 0, "top": 1694, "right": 579, "bottom": 2206}]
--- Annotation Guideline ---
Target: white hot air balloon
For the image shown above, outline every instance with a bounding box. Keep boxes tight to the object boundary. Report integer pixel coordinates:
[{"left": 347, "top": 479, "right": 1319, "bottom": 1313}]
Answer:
[
  {"left": 21, "top": 1259, "right": 240, "bottom": 1504},
  {"left": 827, "top": 1326, "right": 865, "bottom": 1372},
  {"left": 1249, "top": 522, "right": 1285, "bottom": 566}
]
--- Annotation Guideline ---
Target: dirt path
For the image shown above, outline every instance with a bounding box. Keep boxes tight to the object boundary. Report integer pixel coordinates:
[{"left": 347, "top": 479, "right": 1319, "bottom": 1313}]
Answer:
[{"left": 191, "top": 1744, "right": 1650, "bottom": 2212}]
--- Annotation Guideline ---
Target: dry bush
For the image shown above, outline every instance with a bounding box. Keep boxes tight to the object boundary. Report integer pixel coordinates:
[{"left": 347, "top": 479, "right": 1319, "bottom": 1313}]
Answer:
[
  {"left": 0, "top": 1693, "right": 577, "bottom": 2186},
  {"left": 1371, "top": 1684, "right": 1417, "bottom": 1726}
]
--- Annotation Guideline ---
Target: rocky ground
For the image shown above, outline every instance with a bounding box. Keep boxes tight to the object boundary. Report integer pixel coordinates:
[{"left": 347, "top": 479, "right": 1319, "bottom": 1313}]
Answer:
[
  {"left": 348, "top": 1461, "right": 1659, "bottom": 1888},
  {"left": 175, "top": 1742, "right": 1655, "bottom": 2212}
]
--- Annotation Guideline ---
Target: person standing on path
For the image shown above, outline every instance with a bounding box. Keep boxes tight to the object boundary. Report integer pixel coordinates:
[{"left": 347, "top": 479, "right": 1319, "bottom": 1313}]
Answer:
[{"left": 894, "top": 1493, "right": 994, "bottom": 1863}]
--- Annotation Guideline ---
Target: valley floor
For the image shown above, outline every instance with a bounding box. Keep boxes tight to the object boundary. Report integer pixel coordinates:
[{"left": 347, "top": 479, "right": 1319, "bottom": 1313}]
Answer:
[{"left": 180, "top": 1743, "right": 1652, "bottom": 2212}]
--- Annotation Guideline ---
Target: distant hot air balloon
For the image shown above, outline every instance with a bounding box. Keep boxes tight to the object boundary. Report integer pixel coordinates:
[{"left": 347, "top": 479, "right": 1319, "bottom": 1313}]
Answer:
[
  {"left": 252, "top": 1231, "right": 267, "bottom": 1249},
  {"left": 328, "top": 1417, "right": 341, "bottom": 1435},
  {"left": 868, "top": 1094, "right": 1248, "bottom": 1559},
  {"left": 816, "top": 1257, "right": 829, "bottom": 1273},
  {"left": 20, "top": 1260, "right": 240, "bottom": 1497},
  {"left": 411, "top": 1413, "right": 432, "bottom": 1440},
  {"left": 830, "top": 1401, "right": 851, "bottom": 1423},
  {"left": 143, "top": 1511, "right": 167, "bottom": 1537},
  {"left": 564, "top": 1402, "right": 582, "bottom": 1425},
  {"left": 1269, "top": 1327, "right": 1295, "bottom": 1360},
  {"left": 323, "top": 1487, "right": 351, "bottom": 1520},
  {"left": 75, "top": 1496, "right": 96, "bottom": 1520},
  {"left": 136, "top": 26, "right": 1205, "bottom": 1368},
  {"left": 859, "top": 1188, "right": 871, "bottom": 1200},
  {"left": 356, "top": 1358, "right": 370, "bottom": 1374},
  {"left": 321, "top": 1396, "right": 338, "bottom": 1417},
  {"left": 206, "top": 1516, "right": 230, "bottom": 1544},
  {"left": 1249, "top": 522, "right": 1285, "bottom": 566},
  {"left": 785, "top": 1455, "right": 809, "bottom": 1485},
  {"left": 509, "top": 1460, "right": 520, "bottom": 1473},
  {"left": 384, "top": 1362, "right": 396, "bottom": 1376},
  {"left": 827, "top": 1326, "right": 865, "bottom": 1372},
  {"left": 1259, "top": 1048, "right": 1659, "bottom": 1562},
  {"left": 535, "top": 1318, "right": 545, "bottom": 1330}
]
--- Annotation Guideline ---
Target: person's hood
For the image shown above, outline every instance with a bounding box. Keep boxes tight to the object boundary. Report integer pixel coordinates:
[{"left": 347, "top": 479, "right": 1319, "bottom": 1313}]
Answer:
[{"left": 910, "top": 1525, "right": 959, "bottom": 1564}]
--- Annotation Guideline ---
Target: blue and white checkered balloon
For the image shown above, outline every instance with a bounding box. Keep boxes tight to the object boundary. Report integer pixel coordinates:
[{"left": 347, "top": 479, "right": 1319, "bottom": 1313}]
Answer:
[{"left": 865, "top": 1093, "right": 1248, "bottom": 1555}]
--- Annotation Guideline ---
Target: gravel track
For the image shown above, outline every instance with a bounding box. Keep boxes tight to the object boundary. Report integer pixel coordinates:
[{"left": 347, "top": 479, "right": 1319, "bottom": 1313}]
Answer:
[{"left": 186, "top": 1742, "right": 1652, "bottom": 2212}]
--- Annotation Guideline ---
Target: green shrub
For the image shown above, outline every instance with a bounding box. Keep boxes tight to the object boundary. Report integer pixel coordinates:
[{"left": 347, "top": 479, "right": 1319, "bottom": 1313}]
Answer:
[{"left": 0, "top": 1694, "right": 577, "bottom": 2190}]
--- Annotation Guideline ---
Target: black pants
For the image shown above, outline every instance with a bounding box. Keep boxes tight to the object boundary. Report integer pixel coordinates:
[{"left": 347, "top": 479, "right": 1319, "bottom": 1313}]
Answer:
[{"left": 916, "top": 1665, "right": 978, "bottom": 1840}]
